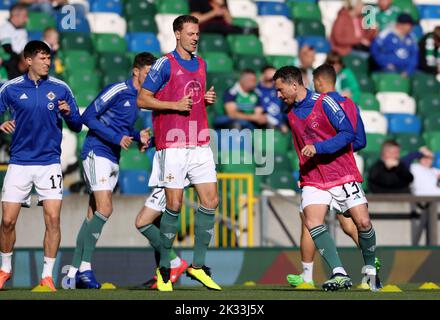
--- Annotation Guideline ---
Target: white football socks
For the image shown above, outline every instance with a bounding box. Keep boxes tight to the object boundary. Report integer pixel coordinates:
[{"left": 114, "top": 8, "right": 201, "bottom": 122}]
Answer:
[
  {"left": 332, "top": 267, "right": 348, "bottom": 276},
  {"left": 0, "top": 252, "right": 13, "bottom": 273},
  {"left": 301, "top": 261, "right": 314, "bottom": 282},
  {"left": 170, "top": 256, "right": 182, "bottom": 268},
  {"left": 79, "top": 261, "right": 92, "bottom": 272},
  {"left": 67, "top": 266, "right": 78, "bottom": 278},
  {"left": 42, "top": 257, "right": 56, "bottom": 279}
]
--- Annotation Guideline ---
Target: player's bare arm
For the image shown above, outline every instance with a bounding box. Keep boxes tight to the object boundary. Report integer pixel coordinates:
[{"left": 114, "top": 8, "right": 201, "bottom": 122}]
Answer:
[
  {"left": 0, "top": 120, "right": 15, "bottom": 134},
  {"left": 137, "top": 88, "right": 192, "bottom": 112}
]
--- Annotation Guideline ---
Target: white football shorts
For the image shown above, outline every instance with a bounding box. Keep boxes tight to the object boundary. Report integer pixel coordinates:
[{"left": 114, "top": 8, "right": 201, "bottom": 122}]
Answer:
[
  {"left": 301, "top": 181, "right": 368, "bottom": 214},
  {"left": 82, "top": 152, "right": 119, "bottom": 193},
  {"left": 149, "top": 145, "right": 217, "bottom": 189},
  {"left": 1, "top": 163, "right": 63, "bottom": 206}
]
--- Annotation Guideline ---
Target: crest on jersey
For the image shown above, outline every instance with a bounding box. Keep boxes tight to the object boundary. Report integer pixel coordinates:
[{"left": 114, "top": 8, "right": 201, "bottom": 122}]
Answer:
[
  {"left": 311, "top": 122, "right": 319, "bottom": 129},
  {"left": 184, "top": 80, "right": 203, "bottom": 104},
  {"left": 46, "top": 91, "right": 56, "bottom": 101},
  {"left": 47, "top": 102, "right": 55, "bottom": 110}
]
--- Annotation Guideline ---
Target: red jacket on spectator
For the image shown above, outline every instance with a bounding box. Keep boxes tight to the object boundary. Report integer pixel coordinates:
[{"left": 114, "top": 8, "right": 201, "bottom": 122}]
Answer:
[{"left": 330, "top": 8, "right": 377, "bottom": 56}]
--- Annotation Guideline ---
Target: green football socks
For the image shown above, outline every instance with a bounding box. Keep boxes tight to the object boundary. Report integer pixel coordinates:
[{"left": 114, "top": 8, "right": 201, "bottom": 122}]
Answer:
[
  {"left": 159, "top": 208, "right": 180, "bottom": 268},
  {"left": 82, "top": 211, "right": 108, "bottom": 263},
  {"left": 193, "top": 206, "right": 216, "bottom": 267},
  {"left": 310, "top": 225, "right": 343, "bottom": 271},
  {"left": 359, "top": 227, "right": 376, "bottom": 267}
]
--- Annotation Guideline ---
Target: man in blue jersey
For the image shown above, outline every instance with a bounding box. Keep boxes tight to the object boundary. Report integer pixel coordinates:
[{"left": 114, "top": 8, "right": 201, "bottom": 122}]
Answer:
[
  {"left": 286, "top": 64, "right": 381, "bottom": 290},
  {"left": 0, "top": 40, "right": 82, "bottom": 291},
  {"left": 64, "top": 53, "right": 155, "bottom": 289},
  {"left": 370, "top": 13, "right": 418, "bottom": 76}
]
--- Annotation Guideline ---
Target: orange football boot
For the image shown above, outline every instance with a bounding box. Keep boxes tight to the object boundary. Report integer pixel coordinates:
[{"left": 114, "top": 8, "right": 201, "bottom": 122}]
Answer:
[{"left": 0, "top": 270, "right": 12, "bottom": 289}]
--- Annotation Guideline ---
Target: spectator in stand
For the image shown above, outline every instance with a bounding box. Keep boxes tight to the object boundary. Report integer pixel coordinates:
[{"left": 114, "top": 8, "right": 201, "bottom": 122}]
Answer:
[
  {"left": 370, "top": 13, "right": 419, "bottom": 76},
  {"left": 325, "top": 51, "right": 361, "bottom": 103},
  {"left": 43, "top": 27, "right": 64, "bottom": 74},
  {"left": 255, "top": 65, "right": 289, "bottom": 133},
  {"left": 368, "top": 141, "right": 432, "bottom": 193},
  {"left": 297, "top": 45, "right": 315, "bottom": 90},
  {"left": 418, "top": 26, "right": 440, "bottom": 79},
  {"left": 0, "top": 3, "right": 28, "bottom": 79},
  {"left": 19, "top": 0, "right": 68, "bottom": 15},
  {"left": 330, "top": 0, "right": 377, "bottom": 56},
  {"left": 189, "top": 0, "right": 258, "bottom": 36},
  {"left": 375, "top": 0, "right": 401, "bottom": 31},
  {"left": 410, "top": 148, "right": 440, "bottom": 196},
  {"left": 16, "top": 52, "right": 28, "bottom": 75},
  {"left": 215, "top": 69, "right": 267, "bottom": 130}
]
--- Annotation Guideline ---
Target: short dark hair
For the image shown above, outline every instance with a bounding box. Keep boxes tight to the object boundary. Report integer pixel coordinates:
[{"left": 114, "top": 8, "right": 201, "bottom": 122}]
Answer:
[
  {"left": 261, "top": 65, "right": 275, "bottom": 73},
  {"left": 173, "top": 15, "right": 199, "bottom": 32},
  {"left": 433, "top": 26, "right": 440, "bottom": 43},
  {"left": 381, "top": 140, "right": 400, "bottom": 152},
  {"left": 240, "top": 68, "right": 256, "bottom": 76},
  {"left": 133, "top": 52, "right": 156, "bottom": 69},
  {"left": 10, "top": 3, "right": 27, "bottom": 15},
  {"left": 313, "top": 63, "right": 337, "bottom": 86},
  {"left": 23, "top": 41, "right": 51, "bottom": 58},
  {"left": 326, "top": 50, "right": 344, "bottom": 67},
  {"left": 273, "top": 66, "right": 304, "bottom": 86}
]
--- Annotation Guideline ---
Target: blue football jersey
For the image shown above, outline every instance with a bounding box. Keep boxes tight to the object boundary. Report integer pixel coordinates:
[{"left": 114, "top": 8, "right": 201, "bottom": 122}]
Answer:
[
  {"left": 80, "top": 78, "right": 141, "bottom": 164},
  {"left": 0, "top": 74, "right": 82, "bottom": 165}
]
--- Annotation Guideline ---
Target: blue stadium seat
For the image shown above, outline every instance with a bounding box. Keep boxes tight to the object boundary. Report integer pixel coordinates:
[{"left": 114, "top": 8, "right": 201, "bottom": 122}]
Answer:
[
  {"left": 434, "top": 152, "right": 440, "bottom": 169},
  {"left": 217, "top": 129, "right": 253, "bottom": 154},
  {"left": 138, "top": 110, "right": 153, "bottom": 129},
  {"left": 386, "top": 114, "right": 422, "bottom": 134},
  {"left": 257, "top": 2, "right": 290, "bottom": 17},
  {"left": 91, "top": 0, "right": 122, "bottom": 15},
  {"left": 286, "top": 0, "right": 316, "bottom": 3},
  {"left": 127, "top": 32, "right": 161, "bottom": 53},
  {"left": 417, "top": 5, "right": 440, "bottom": 19},
  {"left": 119, "top": 170, "right": 150, "bottom": 195},
  {"left": 71, "top": 3, "right": 88, "bottom": 17},
  {"left": 296, "top": 36, "right": 330, "bottom": 53},
  {"left": 412, "top": 24, "right": 424, "bottom": 40},
  {"left": 292, "top": 170, "right": 300, "bottom": 192},
  {"left": 28, "top": 31, "right": 43, "bottom": 41},
  {"left": 0, "top": 0, "right": 17, "bottom": 10},
  {"left": 56, "top": 13, "right": 90, "bottom": 32}
]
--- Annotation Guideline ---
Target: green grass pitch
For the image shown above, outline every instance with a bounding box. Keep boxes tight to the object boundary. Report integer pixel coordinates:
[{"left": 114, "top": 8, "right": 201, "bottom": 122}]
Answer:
[{"left": 1, "top": 284, "right": 440, "bottom": 300}]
